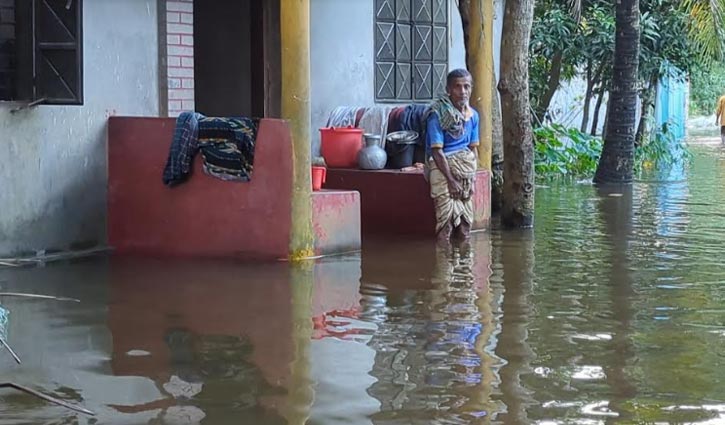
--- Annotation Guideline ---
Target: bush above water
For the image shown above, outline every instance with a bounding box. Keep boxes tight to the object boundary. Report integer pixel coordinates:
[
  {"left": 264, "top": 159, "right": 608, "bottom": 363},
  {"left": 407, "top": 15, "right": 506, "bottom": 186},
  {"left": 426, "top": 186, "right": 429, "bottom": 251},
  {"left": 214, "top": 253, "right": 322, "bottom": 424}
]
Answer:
[
  {"left": 534, "top": 124, "right": 602, "bottom": 177},
  {"left": 634, "top": 123, "right": 692, "bottom": 174},
  {"left": 533, "top": 123, "right": 691, "bottom": 180}
]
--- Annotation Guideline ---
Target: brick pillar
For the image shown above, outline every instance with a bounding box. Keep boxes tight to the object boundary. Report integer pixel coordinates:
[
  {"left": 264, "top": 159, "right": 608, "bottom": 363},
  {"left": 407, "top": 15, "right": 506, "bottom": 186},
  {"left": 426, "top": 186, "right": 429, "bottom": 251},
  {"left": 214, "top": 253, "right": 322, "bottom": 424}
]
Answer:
[{"left": 165, "top": 0, "right": 194, "bottom": 117}]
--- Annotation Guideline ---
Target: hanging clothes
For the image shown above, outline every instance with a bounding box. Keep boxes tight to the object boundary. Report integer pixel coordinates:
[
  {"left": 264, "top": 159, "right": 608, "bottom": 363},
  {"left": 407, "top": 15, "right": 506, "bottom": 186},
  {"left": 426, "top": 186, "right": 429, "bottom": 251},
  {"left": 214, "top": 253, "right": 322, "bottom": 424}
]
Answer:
[
  {"left": 162, "top": 112, "right": 259, "bottom": 186},
  {"left": 326, "top": 106, "right": 359, "bottom": 128},
  {"left": 163, "top": 111, "right": 203, "bottom": 186},
  {"left": 358, "top": 106, "right": 393, "bottom": 147},
  {"left": 197, "top": 116, "right": 259, "bottom": 182}
]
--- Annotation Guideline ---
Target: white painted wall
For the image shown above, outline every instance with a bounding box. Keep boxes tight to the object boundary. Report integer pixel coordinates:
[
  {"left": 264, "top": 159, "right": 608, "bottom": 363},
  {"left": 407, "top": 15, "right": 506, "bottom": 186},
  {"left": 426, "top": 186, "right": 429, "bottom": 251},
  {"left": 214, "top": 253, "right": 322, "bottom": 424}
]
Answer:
[
  {"left": 547, "top": 76, "right": 609, "bottom": 134},
  {"left": 310, "top": 0, "right": 375, "bottom": 156},
  {"left": 309, "top": 0, "right": 499, "bottom": 156},
  {"left": 0, "top": 0, "right": 160, "bottom": 257}
]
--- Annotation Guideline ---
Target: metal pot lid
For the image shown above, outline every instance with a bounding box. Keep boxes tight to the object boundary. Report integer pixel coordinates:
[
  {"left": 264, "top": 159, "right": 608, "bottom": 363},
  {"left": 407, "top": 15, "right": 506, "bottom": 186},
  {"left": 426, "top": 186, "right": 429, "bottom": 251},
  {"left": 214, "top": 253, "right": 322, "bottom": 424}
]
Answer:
[{"left": 386, "top": 130, "right": 419, "bottom": 144}]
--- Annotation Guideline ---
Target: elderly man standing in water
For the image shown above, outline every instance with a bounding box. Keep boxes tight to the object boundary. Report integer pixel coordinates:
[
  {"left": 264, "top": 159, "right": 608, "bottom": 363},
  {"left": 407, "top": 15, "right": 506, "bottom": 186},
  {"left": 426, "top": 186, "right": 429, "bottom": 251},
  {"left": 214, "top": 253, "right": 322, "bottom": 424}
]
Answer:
[{"left": 426, "top": 68, "right": 480, "bottom": 244}]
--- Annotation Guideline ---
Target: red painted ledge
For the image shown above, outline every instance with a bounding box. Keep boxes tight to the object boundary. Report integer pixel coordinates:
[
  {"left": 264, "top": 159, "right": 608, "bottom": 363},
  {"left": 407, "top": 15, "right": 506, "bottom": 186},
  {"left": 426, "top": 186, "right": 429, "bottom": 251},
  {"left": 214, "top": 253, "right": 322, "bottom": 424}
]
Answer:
[{"left": 324, "top": 168, "right": 490, "bottom": 236}]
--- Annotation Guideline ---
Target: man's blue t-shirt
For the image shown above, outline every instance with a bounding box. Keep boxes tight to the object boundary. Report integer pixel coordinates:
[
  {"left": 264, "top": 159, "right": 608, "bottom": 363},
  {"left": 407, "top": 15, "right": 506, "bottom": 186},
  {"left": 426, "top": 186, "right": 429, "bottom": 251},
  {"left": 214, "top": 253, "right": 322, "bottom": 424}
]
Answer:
[{"left": 426, "top": 109, "right": 480, "bottom": 157}]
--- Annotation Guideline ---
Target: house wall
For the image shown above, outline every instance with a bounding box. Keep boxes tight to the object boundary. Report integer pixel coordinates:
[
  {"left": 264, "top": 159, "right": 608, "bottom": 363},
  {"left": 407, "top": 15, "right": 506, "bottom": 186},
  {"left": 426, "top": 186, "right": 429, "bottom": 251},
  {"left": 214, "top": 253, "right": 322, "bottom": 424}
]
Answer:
[
  {"left": 0, "top": 0, "right": 159, "bottom": 257},
  {"left": 655, "top": 66, "right": 687, "bottom": 140},
  {"left": 310, "top": 0, "right": 374, "bottom": 157},
  {"left": 310, "top": 0, "right": 498, "bottom": 157},
  {"left": 547, "top": 76, "right": 608, "bottom": 133},
  {"left": 548, "top": 75, "right": 647, "bottom": 137}
]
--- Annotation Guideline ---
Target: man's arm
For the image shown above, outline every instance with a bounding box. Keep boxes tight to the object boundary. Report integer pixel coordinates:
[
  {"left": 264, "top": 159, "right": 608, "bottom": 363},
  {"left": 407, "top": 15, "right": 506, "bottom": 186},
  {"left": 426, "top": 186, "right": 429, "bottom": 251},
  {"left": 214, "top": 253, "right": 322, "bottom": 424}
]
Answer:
[
  {"left": 432, "top": 148, "right": 463, "bottom": 199},
  {"left": 468, "top": 144, "right": 479, "bottom": 165},
  {"left": 717, "top": 98, "right": 722, "bottom": 126},
  {"left": 468, "top": 111, "right": 480, "bottom": 163}
]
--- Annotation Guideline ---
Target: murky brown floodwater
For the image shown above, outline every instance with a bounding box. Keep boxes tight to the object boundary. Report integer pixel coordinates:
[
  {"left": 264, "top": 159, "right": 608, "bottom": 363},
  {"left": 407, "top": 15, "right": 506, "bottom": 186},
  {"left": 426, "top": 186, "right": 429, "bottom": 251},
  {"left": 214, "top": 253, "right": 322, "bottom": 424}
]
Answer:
[{"left": 2, "top": 143, "right": 725, "bottom": 424}]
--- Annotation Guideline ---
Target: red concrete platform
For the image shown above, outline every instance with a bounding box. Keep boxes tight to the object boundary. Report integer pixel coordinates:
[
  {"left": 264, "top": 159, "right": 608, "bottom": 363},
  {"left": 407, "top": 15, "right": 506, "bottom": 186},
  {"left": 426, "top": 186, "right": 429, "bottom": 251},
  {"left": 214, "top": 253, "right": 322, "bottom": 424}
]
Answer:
[
  {"left": 108, "top": 117, "right": 361, "bottom": 260},
  {"left": 323, "top": 168, "right": 490, "bottom": 236},
  {"left": 312, "top": 189, "right": 361, "bottom": 256}
]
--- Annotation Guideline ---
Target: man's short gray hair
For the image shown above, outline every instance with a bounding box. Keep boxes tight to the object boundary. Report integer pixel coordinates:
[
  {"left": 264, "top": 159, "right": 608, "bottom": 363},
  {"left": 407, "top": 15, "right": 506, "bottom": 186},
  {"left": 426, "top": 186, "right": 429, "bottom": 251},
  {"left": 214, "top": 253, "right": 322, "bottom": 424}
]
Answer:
[{"left": 447, "top": 69, "right": 472, "bottom": 87}]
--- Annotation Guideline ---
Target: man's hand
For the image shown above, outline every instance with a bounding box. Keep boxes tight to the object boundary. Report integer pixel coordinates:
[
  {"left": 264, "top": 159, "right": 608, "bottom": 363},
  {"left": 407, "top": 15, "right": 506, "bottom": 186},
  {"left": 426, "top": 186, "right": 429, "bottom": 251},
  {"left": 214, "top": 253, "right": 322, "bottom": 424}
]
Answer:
[{"left": 447, "top": 178, "right": 463, "bottom": 199}]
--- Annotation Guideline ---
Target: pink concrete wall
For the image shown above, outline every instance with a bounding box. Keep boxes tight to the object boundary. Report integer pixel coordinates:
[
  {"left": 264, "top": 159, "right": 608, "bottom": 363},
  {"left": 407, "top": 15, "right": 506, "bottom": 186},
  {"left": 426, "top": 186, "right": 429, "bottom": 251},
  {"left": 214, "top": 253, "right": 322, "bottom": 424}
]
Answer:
[
  {"left": 311, "top": 190, "right": 361, "bottom": 256},
  {"left": 107, "top": 117, "right": 293, "bottom": 260}
]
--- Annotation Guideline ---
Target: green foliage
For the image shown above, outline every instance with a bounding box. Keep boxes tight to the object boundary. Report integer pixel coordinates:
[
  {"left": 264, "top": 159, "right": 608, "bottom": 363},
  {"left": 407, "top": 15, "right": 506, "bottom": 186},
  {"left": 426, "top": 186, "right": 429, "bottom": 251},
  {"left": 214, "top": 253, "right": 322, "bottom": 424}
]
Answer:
[
  {"left": 681, "top": 0, "right": 725, "bottom": 61},
  {"left": 688, "top": 62, "right": 725, "bottom": 116},
  {"left": 580, "top": 5, "right": 615, "bottom": 65},
  {"left": 529, "top": 0, "right": 716, "bottom": 123},
  {"left": 635, "top": 122, "right": 693, "bottom": 173},
  {"left": 640, "top": 0, "right": 699, "bottom": 79},
  {"left": 529, "top": 7, "right": 581, "bottom": 113},
  {"left": 534, "top": 123, "right": 691, "bottom": 179},
  {"left": 534, "top": 124, "right": 603, "bottom": 177}
]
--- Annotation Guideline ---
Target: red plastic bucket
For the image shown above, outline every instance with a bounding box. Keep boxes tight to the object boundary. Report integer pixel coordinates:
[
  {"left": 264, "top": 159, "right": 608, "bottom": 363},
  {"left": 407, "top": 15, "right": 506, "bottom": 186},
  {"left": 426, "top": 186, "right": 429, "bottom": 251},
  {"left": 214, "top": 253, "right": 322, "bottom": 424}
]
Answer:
[
  {"left": 320, "top": 127, "right": 363, "bottom": 168},
  {"left": 311, "top": 166, "right": 327, "bottom": 191}
]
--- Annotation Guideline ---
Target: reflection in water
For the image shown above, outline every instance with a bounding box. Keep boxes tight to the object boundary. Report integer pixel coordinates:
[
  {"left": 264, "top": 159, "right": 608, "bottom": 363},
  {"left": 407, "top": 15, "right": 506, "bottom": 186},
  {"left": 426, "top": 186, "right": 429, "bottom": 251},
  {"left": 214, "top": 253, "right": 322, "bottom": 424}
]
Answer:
[
  {"left": 494, "top": 230, "right": 535, "bottom": 425},
  {"left": 107, "top": 258, "right": 294, "bottom": 424},
  {"left": 596, "top": 184, "right": 637, "bottom": 421},
  {"left": 284, "top": 264, "right": 314, "bottom": 425},
  {"left": 363, "top": 235, "right": 494, "bottom": 424},
  {"left": 2, "top": 146, "right": 725, "bottom": 423}
]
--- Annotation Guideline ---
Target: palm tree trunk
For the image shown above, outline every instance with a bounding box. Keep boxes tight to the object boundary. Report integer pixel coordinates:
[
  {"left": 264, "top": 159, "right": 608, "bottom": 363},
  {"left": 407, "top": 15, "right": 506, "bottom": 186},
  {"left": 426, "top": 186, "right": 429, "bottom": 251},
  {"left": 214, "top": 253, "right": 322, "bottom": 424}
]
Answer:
[
  {"left": 593, "top": 0, "right": 640, "bottom": 183},
  {"left": 499, "top": 0, "right": 536, "bottom": 227}
]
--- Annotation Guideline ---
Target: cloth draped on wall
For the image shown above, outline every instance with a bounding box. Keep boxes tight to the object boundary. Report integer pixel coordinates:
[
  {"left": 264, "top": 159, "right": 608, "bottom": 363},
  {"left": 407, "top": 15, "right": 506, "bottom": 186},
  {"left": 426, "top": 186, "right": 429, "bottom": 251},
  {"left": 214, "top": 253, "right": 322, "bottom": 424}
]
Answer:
[
  {"left": 358, "top": 106, "right": 393, "bottom": 146},
  {"left": 327, "top": 106, "right": 393, "bottom": 141},
  {"left": 163, "top": 111, "right": 203, "bottom": 185},
  {"left": 427, "top": 148, "right": 477, "bottom": 234},
  {"left": 400, "top": 104, "right": 430, "bottom": 161},
  {"left": 326, "top": 107, "right": 360, "bottom": 128},
  {"left": 400, "top": 104, "right": 430, "bottom": 137},
  {"left": 162, "top": 112, "right": 260, "bottom": 187},
  {"left": 387, "top": 107, "right": 406, "bottom": 134}
]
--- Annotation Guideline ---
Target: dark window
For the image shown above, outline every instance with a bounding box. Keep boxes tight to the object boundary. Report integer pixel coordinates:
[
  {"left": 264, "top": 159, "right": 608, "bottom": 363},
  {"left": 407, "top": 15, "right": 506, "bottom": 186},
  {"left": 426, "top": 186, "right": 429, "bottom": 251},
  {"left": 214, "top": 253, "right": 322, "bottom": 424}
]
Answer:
[
  {"left": 0, "top": 0, "right": 83, "bottom": 105},
  {"left": 374, "top": 0, "right": 448, "bottom": 102}
]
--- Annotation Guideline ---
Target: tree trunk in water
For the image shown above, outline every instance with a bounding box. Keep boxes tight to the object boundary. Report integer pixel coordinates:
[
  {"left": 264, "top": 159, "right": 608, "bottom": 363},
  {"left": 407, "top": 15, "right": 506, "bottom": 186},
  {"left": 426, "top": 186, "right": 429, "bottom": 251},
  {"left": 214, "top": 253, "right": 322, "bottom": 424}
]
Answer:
[
  {"left": 499, "top": 0, "right": 536, "bottom": 227},
  {"left": 590, "top": 87, "right": 606, "bottom": 135},
  {"left": 580, "top": 61, "right": 594, "bottom": 133},
  {"left": 492, "top": 71, "right": 504, "bottom": 213},
  {"left": 635, "top": 74, "right": 658, "bottom": 146},
  {"left": 593, "top": 0, "right": 640, "bottom": 183},
  {"left": 535, "top": 50, "right": 564, "bottom": 123}
]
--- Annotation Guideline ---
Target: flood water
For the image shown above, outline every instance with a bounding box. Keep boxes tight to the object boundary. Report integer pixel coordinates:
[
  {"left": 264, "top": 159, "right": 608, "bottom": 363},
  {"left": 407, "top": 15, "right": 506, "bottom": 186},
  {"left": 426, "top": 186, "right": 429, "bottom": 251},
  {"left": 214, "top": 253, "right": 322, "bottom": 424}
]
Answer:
[{"left": 2, "top": 142, "right": 725, "bottom": 424}]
